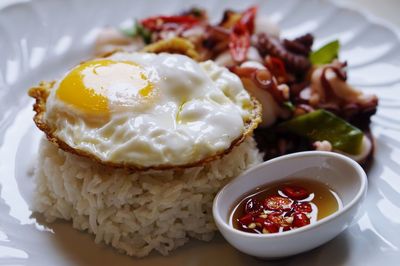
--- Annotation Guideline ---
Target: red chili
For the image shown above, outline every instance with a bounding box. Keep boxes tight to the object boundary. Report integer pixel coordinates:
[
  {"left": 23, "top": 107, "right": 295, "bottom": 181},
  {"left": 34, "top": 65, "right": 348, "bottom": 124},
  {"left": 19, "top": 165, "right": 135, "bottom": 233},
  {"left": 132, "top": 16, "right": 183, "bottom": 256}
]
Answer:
[
  {"left": 282, "top": 226, "right": 292, "bottom": 232},
  {"left": 292, "top": 213, "right": 311, "bottom": 228},
  {"left": 281, "top": 185, "right": 310, "bottom": 200},
  {"left": 229, "top": 6, "right": 258, "bottom": 62},
  {"left": 266, "top": 56, "right": 287, "bottom": 82},
  {"left": 264, "top": 195, "right": 293, "bottom": 211},
  {"left": 267, "top": 212, "right": 290, "bottom": 227},
  {"left": 254, "top": 216, "right": 266, "bottom": 226},
  {"left": 293, "top": 202, "right": 312, "bottom": 213},
  {"left": 238, "top": 213, "right": 254, "bottom": 225},
  {"left": 238, "top": 6, "right": 257, "bottom": 34},
  {"left": 229, "top": 24, "right": 250, "bottom": 62},
  {"left": 141, "top": 15, "right": 200, "bottom": 31},
  {"left": 263, "top": 220, "right": 280, "bottom": 233}
]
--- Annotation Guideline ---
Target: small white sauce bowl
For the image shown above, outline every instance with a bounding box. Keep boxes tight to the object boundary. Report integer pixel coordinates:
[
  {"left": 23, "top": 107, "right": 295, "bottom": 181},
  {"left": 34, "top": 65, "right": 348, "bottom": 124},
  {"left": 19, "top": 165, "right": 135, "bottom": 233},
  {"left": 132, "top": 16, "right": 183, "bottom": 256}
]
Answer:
[{"left": 213, "top": 151, "right": 367, "bottom": 259}]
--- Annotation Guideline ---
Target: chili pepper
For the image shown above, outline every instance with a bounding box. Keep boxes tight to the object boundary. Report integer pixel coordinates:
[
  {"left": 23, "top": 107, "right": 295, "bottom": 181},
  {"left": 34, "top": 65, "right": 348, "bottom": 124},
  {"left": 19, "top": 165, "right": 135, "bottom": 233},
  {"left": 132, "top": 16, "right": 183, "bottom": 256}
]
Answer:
[
  {"left": 229, "top": 6, "right": 257, "bottom": 62},
  {"left": 263, "top": 220, "right": 280, "bottom": 233},
  {"left": 229, "top": 23, "right": 250, "bottom": 62},
  {"left": 265, "top": 56, "right": 288, "bottom": 83},
  {"left": 239, "top": 6, "right": 257, "bottom": 34},
  {"left": 267, "top": 212, "right": 291, "bottom": 227},
  {"left": 238, "top": 213, "right": 254, "bottom": 225},
  {"left": 281, "top": 185, "right": 310, "bottom": 200},
  {"left": 292, "top": 213, "right": 311, "bottom": 228},
  {"left": 293, "top": 202, "right": 312, "bottom": 213},
  {"left": 264, "top": 195, "right": 293, "bottom": 211}
]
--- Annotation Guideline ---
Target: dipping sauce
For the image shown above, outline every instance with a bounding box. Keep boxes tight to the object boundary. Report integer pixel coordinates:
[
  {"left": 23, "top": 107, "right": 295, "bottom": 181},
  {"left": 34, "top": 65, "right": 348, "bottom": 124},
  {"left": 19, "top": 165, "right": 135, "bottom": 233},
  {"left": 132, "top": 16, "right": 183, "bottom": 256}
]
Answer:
[{"left": 230, "top": 179, "right": 342, "bottom": 234}]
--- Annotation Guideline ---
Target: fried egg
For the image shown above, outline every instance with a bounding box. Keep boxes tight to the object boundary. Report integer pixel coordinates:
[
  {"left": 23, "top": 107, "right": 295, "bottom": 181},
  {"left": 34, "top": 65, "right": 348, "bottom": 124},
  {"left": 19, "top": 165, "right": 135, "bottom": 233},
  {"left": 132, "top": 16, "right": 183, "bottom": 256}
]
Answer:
[{"left": 30, "top": 52, "right": 261, "bottom": 169}]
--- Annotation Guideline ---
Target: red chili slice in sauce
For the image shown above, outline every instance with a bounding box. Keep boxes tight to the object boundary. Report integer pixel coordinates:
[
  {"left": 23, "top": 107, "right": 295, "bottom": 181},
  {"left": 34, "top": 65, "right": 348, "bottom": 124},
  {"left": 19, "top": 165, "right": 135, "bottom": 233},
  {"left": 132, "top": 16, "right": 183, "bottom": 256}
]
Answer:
[
  {"left": 267, "top": 212, "right": 291, "bottom": 227},
  {"left": 293, "top": 202, "right": 312, "bottom": 213},
  {"left": 281, "top": 185, "right": 310, "bottom": 200},
  {"left": 264, "top": 195, "right": 293, "bottom": 211},
  {"left": 292, "top": 213, "right": 311, "bottom": 228},
  {"left": 263, "top": 220, "right": 280, "bottom": 233},
  {"left": 254, "top": 216, "right": 266, "bottom": 225},
  {"left": 238, "top": 213, "right": 254, "bottom": 226},
  {"left": 233, "top": 181, "right": 339, "bottom": 235}
]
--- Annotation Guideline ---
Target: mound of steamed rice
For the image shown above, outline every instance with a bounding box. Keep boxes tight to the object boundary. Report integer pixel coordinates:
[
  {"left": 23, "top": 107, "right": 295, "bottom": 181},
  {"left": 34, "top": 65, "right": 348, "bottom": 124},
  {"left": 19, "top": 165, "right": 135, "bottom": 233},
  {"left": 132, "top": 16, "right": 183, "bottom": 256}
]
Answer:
[{"left": 33, "top": 136, "right": 262, "bottom": 257}]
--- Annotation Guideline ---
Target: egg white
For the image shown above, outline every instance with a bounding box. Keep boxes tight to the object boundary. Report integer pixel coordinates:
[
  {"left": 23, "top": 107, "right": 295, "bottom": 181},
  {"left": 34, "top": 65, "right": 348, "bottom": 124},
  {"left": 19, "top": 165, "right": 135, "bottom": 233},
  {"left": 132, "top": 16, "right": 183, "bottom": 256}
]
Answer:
[{"left": 44, "top": 52, "right": 254, "bottom": 167}]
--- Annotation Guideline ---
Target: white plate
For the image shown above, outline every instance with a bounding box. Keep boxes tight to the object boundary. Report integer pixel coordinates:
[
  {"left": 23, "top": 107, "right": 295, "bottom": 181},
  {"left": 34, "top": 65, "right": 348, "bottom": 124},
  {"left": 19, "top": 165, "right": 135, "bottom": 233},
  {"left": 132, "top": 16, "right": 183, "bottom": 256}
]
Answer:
[{"left": 1, "top": 0, "right": 400, "bottom": 265}]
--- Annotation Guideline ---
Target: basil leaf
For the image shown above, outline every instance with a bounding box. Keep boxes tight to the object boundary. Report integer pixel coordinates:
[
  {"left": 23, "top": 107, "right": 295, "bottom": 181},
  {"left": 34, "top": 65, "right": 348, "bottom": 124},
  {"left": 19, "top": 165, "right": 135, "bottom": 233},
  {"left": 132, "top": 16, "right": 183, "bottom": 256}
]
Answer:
[
  {"left": 279, "top": 109, "right": 364, "bottom": 155},
  {"left": 309, "top": 40, "right": 340, "bottom": 65},
  {"left": 121, "top": 20, "right": 152, "bottom": 44}
]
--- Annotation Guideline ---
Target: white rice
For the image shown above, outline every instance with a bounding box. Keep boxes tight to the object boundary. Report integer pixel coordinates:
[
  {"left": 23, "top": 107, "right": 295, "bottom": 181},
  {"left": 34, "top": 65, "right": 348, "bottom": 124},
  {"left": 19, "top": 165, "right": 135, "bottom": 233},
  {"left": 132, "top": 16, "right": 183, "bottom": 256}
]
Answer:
[{"left": 33, "top": 137, "right": 262, "bottom": 257}]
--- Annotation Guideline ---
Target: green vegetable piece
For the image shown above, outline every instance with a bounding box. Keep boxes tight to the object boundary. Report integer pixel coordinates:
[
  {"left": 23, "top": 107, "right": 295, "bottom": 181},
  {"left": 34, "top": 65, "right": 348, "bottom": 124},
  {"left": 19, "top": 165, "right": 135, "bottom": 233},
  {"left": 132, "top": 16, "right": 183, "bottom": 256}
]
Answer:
[
  {"left": 309, "top": 40, "right": 340, "bottom": 65},
  {"left": 191, "top": 7, "right": 203, "bottom": 17},
  {"left": 283, "top": 101, "right": 295, "bottom": 111},
  {"left": 279, "top": 109, "right": 364, "bottom": 155},
  {"left": 121, "top": 20, "right": 152, "bottom": 44}
]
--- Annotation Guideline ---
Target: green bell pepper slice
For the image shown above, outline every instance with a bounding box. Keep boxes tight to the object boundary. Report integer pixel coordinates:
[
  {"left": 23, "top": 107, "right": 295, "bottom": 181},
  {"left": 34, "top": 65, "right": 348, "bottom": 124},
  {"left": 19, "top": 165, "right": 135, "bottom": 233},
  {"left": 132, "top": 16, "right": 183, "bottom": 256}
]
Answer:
[
  {"left": 279, "top": 109, "right": 364, "bottom": 155},
  {"left": 309, "top": 40, "right": 340, "bottom": 65}
]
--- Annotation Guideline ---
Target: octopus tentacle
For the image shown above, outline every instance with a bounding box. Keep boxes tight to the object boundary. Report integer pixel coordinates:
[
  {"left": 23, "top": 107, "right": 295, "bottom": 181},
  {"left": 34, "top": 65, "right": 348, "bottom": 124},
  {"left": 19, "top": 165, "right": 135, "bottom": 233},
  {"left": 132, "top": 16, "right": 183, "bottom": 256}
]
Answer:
[{"left": 255, "top": 33, "right": 311, "bottom": 74}]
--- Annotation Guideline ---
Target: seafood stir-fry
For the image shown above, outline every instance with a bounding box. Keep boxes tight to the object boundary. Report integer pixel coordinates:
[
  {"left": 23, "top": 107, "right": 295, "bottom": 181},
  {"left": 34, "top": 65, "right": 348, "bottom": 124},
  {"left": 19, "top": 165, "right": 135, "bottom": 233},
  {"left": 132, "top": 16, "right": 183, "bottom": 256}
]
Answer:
[{"left": 95, "top": 6, "right": 378, "bottom": 165}]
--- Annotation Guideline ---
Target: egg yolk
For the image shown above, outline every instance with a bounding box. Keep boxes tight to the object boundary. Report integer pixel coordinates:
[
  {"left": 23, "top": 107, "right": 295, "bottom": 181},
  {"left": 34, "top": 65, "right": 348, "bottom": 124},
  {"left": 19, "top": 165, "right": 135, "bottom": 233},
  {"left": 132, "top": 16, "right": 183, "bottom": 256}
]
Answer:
[{"left": 57, "top": 59, "right": 153, "bottom": 114}]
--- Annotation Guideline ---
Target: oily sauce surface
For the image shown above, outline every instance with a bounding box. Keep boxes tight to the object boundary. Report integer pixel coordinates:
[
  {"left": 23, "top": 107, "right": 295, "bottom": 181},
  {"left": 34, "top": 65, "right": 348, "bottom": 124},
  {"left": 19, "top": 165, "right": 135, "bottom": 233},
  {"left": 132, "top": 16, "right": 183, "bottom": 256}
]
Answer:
[{"left": 230, "top": 179, "right": 342, "bottom": 234}]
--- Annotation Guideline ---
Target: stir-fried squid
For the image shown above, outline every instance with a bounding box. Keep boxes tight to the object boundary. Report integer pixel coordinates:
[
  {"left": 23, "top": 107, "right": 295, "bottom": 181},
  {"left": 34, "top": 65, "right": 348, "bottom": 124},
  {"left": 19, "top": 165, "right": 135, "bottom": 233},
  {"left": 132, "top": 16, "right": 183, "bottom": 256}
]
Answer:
[{"left": 94, "top": 6, "right": 378, "bottom": 166}]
